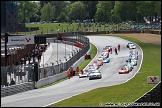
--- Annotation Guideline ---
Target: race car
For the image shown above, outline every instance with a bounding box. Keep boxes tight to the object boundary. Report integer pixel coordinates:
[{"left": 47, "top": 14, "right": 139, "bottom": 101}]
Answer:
[
  {"left": 132, "top": 54, "right": 138, "bottom": 60},
  {"left": 88, "top": 68, "right": 96, "bottom": 73},
  {"left": 104, "top": 46, "right": 112, "bottom": 50},
  {"left": 127, "top": 42, "right": 133, "bottom": 48},
  {"left": 97, "top": 56, "right": 110, "bottom": 63},
  {"left": 118, "top": 66, "right": 129, "bottom": 74},
  {"left": 127, "top": 42, "right": 136, "bottom": 49},
  {"left": 89, "top": 70, "right": 102, "bottom": 80},
  {"left": 102, "top": 47, "right": 109, "bottom": 50},
  {"left": 130, "top": 59, "right": 137, "bottom": 66},
  {"left": 123, "top": 61, "right": 133, "bottom": 71},
  {"left": 129, "top": 49, "right": 138, "bottom": 60},
  {"left": 89, "top": 62, "right": 99, "bottom": 70},
  {"left": 97, "top": 56, "right": 104, "bottom": 61},
  {"left": 101, "top": 52, "right": 109, "bottom": 58},
  {"left": 128, "top": 54, "right": 138, "bottom": 61},
  {"left": 130, "top": 44, "right": 136, "bottom": 49},
  {"left": 102, "top": 49, "right": 109, "bottom": 53},
  {"left": 102, "top": 57, "right": 110, "bottom": 63},
  {"left": 96, "top": 60, "right": 103, "bottom": 66},
  {"left": 78, "top": 70, "right": 90, "bottom": 78}
]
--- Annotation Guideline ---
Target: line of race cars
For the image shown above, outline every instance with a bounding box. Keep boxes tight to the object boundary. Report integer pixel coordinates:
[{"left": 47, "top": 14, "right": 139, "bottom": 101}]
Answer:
[
  {"left": 118, "top": 42, "right": 138, "bottom": 74},
  {"left": 78, "top": 46, "right": 112, "bottom": 80},
  {"left": 78, "top": 42, "right": 138, "bottom": 79}
]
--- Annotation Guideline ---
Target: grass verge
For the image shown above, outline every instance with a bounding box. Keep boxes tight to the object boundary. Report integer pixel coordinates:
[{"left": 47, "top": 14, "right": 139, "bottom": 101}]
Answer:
[{"left": 47, "top": 35, "right": 161, "bottom": 107}]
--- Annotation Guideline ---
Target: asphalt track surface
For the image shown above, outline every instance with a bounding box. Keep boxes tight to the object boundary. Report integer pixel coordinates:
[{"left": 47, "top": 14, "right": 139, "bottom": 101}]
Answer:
[{"left": 1, "top": 36, "right": 143, "bottom": 107}]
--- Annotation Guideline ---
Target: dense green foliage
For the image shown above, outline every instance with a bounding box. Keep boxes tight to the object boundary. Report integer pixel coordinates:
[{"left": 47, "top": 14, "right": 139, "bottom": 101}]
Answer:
[
  {"left": 18, "top": 1, "right": 161, "bottom": 23},
  {"left": 18, "top": 1, "right": 40, "bottom": 23},
  {"left": 40, "top": 3, "right": 54, "bottom": 22}
]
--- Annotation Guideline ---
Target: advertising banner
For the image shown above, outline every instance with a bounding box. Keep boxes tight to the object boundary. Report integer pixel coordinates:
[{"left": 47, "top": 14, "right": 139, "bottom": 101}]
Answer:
[
  {"left": 8, "top": 35, "right": 35, "bottom": 45},
  {"left": 147, "top": 76, "right": 159, "bottom": 84}
]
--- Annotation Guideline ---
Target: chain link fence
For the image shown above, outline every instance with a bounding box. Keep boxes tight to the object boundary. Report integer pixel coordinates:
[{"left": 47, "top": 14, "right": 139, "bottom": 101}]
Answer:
[{"left": 1, "top": 33, "right": 90, "bottom": 88}]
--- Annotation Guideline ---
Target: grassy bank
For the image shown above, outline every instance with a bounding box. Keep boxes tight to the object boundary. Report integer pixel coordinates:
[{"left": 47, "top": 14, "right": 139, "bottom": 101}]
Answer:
[
  {"left": 19, "top": 23, "right": 134, "bottom": 35},
  {"left": 24, "top": 23, "right": 111, "bottom": 35},
  {"left": 47, "top": 35, "right": 161, "bottom": 107}
]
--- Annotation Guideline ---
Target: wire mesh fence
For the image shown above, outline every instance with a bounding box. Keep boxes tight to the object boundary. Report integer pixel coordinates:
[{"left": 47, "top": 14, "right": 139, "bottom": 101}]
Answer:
[{"left": 1, "top": 33, "right": 90, "bottom": 88}]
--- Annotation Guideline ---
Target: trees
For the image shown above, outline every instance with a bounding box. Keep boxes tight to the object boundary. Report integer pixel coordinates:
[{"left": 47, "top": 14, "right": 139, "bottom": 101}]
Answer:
[
  {"left": 82, "top": 1, "right": 98, "bottom": 20},
  {"left": 136, "top": 1, "right": 161, "bottom": 22},
  {"left": 57, "top": 12, "right": 69, "bottom": 23},
  {"left": 40, "top": 3, "right": 54, "bottom": 22},
  {"left": 17, "top": 1, "right": 161, "bottom": 23},
  {"left": 39, "top": 1, "right": 50, "bottom": 8},
  {"left": 94, "top": 1, "right": 115, "bottom": 22},
  {"left": 155, "top": 1, "right": 161, "bottom": 16},
  {"left": 67, "top": 1, "right": 88, "bottom": 21},
  {"left": 51, "top": 1, "right": 70, "bottom": 21},
  {"left": 94, "top": 1, "right": 161, "bottom": 23},
  {"left": 111, "top": 1, "right": 137, "bottom": 22},
  {"left": 18, "top": 1, "right": 40, "bottom": 23}
]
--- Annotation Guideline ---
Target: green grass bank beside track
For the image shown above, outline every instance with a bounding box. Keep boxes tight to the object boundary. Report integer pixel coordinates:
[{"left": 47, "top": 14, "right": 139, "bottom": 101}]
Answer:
[
  {"left": 47, "top": 34, "right": 161, "bottom": 107},
  {"left": 24, "top": 23, "right": 112, "bottom": 35},
  {"left": 18, "top": 23, "right": 137, "bottom": 35},
  {"left": 15, "top": 23, "right": 160, "bottom": 36}
]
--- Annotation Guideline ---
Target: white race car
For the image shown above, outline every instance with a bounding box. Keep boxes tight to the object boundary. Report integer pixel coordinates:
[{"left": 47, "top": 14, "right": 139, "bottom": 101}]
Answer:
[
  {"left": 89, "top": 70, "right": 102, "bottom": 80},
  {"left": 127, "top": 43, "right": 136, "bottom": 49},
  {"left": 78, "top": 70, "right": 90, "bottom": 78}
]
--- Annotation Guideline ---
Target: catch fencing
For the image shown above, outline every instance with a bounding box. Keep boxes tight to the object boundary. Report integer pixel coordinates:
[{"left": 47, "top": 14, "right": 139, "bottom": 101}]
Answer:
[{"left": 1, "top": 33, "right": 90, "bottom": 97}]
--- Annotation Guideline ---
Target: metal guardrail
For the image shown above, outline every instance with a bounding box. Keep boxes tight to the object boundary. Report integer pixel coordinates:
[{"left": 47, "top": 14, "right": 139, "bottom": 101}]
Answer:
[{"left": 1, "top": 33, "right": 90, "bottom": 97}]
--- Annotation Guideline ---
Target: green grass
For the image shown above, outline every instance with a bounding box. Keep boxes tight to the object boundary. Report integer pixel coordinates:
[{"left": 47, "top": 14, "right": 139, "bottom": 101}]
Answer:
[
  {"left": 18, "top": 23, "right": 134, "bottom": 35},
  {"left": 21, "top": 23, "right": 111, "bottom": 35},
  {"left": 17, "top": 23, "right": 160, "bottom": 35},
  {"left": 78, "top": 43, "right": 97, "bottom": 70},
  {"left": 47, "top": 35, "right": 161, "bottom": 107},
  {"left": 41, "top": 43, "right": 97, "bottom": 88}
]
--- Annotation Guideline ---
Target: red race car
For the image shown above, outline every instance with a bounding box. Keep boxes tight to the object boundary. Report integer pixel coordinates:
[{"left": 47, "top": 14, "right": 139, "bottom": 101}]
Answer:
[
  {"left": 89, "top": 61, "right": 100, "bottom": 70},
  {"left": 118, "top": 66, "right": 129, "bottom": 74},
  {"left": 96, "top": 60, "right": 103, "bottom": 66}
]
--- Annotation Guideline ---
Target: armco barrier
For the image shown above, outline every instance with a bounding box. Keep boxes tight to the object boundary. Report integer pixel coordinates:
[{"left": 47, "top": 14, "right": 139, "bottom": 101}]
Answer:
[
  {"left": 36, "top": 45, "right": 91, "bottom": 88},
  {"left": 1, "top": 33, "right": 90, "bottom": 97}
]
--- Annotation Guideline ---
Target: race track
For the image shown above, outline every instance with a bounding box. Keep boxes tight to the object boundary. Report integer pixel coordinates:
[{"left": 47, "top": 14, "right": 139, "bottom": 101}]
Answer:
[{"left": 1, "top": 36, "right": 143, "bottom": 107}]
